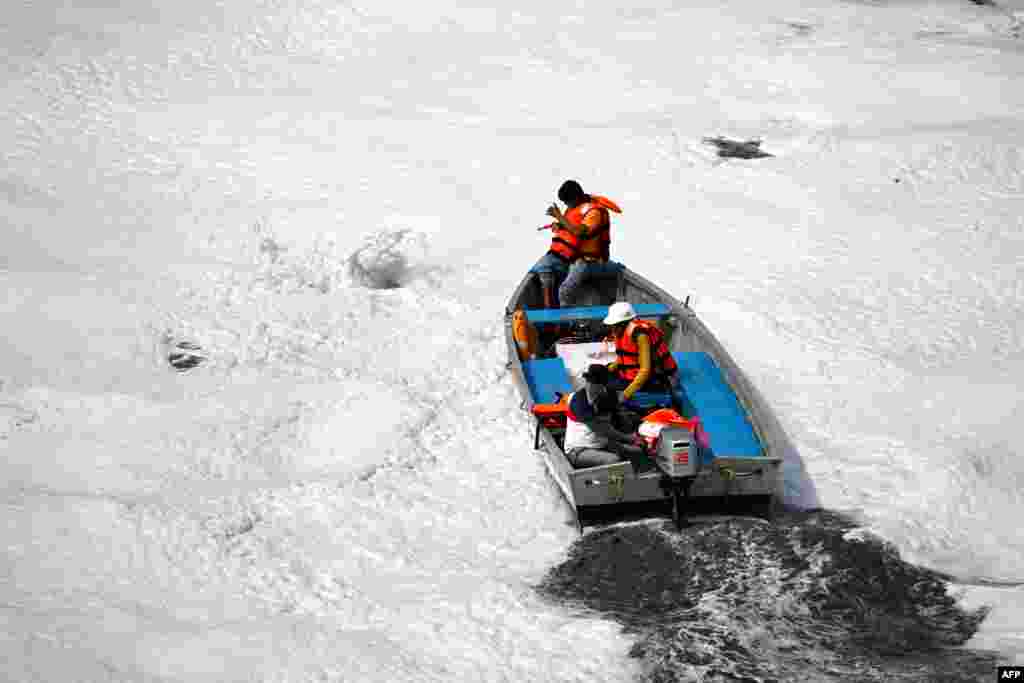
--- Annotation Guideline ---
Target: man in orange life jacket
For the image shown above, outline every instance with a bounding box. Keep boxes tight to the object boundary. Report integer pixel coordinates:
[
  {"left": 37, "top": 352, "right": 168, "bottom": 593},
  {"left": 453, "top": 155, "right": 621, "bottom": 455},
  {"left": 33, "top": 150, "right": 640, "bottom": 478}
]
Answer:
[
  {"left": 545, "top": 180, "right": 624, "bottom": 307},
  {"left": 602, "top": 302, "right": 679, "bottom": 402},
  {"left": 529, "top": 181, "right": 584, "bottom": 309}
]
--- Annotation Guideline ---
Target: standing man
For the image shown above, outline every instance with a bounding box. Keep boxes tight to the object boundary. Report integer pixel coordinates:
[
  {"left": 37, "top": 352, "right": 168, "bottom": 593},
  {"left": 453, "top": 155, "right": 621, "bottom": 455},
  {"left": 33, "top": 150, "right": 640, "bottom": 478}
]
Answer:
[
  {"left": 530, "top": 182, "right": 583, "bottom": 309},
  {"left": 546, "top": 180, "right": 623, "bottom": 307},
  {"left": 563, "top": 363, "right": 648, "bottom": 469}
]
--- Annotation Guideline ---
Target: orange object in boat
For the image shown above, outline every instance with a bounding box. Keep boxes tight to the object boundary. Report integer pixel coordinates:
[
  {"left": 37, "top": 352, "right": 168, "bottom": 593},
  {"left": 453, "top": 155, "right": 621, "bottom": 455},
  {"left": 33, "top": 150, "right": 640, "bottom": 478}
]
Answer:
[
  {"left": 512, "top": 308, "right": 539, "bottom": 361},
  {"left": 531, "top": 393, "right": 570, "bottom": 428},
  {"left": 640, "top": 408, "right": 709, "bottom": 451}
]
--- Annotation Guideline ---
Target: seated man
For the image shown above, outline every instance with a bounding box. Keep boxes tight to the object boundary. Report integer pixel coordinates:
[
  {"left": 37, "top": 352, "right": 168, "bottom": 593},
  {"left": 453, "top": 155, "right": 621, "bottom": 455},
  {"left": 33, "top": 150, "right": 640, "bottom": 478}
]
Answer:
[
  {"left": 602, "top": 302, "right": 679, "bottom": 402},
  {"left": 563, "top": 363, "right": 647, "bottom": 469}
]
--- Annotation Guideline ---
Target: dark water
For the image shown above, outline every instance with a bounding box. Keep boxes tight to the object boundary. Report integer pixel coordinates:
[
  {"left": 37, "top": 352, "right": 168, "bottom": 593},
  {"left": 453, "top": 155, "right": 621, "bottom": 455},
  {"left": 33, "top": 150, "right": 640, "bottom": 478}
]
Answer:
[{"left": 538, "top": 510, "right": 998, "bottom": 682}]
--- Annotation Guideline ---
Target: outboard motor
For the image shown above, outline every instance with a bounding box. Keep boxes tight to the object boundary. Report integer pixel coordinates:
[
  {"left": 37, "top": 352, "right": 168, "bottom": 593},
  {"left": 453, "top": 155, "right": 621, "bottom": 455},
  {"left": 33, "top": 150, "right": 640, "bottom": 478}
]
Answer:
[
  {"left": 654, "top": 426, "right": 698, "bottom": 478},
  {"left": 653, "top": 425, "right": 700, "bottom": 529}
]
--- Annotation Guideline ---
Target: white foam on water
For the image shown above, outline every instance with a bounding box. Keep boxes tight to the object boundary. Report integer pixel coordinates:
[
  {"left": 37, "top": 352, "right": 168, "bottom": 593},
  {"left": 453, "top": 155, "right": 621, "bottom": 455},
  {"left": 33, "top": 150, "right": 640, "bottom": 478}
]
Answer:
[{"left": 3, "top": 0, "right": 1024, "bottom": 678}]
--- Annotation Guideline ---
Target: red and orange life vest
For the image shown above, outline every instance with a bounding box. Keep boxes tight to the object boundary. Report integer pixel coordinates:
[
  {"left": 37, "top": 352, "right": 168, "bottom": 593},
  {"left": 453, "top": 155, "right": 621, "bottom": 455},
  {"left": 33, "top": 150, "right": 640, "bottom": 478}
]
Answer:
[
  {"left": 546, "top": 223, "right": 580, "bottom": 263},
  {"left": 567, "top": 195, "right": 621, "bottom": 261},
  {"left": 613, "top": 318, "right": 678, "bottom": 381}
]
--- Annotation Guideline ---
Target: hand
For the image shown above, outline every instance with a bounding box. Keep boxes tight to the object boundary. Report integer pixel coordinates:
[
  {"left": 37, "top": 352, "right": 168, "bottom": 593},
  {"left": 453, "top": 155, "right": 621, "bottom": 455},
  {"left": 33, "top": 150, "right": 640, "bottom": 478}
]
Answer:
[{"left": 547, "top": 204, "right": 568, "bottom": 224}]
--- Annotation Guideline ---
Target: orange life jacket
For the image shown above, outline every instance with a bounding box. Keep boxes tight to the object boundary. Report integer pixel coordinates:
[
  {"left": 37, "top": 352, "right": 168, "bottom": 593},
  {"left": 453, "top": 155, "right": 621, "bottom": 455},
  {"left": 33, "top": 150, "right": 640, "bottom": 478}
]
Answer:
[
  {"left": 512, "top": 309, "right": 539, "bottom": 361},
  {"left": 566, "top": 195, "right": 621, "bottom": 261},
  {"left": 613, "top": 318, "right": 678, "bottom": 381},
  {"left": 547, "top": 223, "right": 580, "bottom": 263},
  {"left": 638, "top": 408, "right": 704, "bottom": 452}
]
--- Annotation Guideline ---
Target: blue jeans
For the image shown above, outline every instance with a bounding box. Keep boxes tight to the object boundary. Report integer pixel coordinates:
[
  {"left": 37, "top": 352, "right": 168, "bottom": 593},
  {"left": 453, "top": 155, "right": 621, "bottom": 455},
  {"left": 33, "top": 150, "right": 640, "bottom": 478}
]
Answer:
[
  {"left": 530, "top": 252, "right": 570, "bottom": 305},
  {"left": 529, "top": 252, "right": 570, "bottom": 276},
  {"left": 558, "top": 259, "right": 624, "bottom": 306}
]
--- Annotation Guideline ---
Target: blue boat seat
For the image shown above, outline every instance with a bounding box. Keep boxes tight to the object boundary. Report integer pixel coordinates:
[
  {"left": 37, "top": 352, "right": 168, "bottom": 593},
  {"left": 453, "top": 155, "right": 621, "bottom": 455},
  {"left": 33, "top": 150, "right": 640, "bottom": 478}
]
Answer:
[
  {"left": 525, "top": 303, "right": 672, "bottom": 325},
  {"left": 623, "top": 390, "right": 679, "bottom": 411},
  {"left": 672, "top": 352, "right": 762, "bottom": 459},
  {"left": 520, "top": 357, "right": 573, "bottom": 405}
]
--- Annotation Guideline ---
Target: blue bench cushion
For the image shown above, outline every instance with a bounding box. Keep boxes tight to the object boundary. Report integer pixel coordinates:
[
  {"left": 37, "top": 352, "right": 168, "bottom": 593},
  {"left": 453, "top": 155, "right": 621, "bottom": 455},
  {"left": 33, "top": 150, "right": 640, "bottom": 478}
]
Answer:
[
  {"left": 623, "top": 391, "right": 677, "bottom": 411},
  {"left": 672, "top": 352, "right": 763, "bottom": 459},
  {"left": 521, "top": 357, "right": 573, "bottom": 405},
  {"left": 525, "top": 303, "right": 671, "bottom": 325}
]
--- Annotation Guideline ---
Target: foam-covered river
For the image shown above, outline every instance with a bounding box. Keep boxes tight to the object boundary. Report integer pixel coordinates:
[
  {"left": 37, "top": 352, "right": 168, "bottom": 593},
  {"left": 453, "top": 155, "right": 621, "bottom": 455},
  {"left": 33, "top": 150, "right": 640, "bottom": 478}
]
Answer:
[{"left": 3, "top": 0, "right": 1022, "bottom": 680}]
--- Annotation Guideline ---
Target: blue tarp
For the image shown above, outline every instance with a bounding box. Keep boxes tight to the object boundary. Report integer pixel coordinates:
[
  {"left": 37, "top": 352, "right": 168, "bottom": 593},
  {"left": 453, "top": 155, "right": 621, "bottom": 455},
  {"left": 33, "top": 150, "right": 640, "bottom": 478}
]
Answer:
[{"left": 524, "top": 303, "right": 671, "bottom": 325}]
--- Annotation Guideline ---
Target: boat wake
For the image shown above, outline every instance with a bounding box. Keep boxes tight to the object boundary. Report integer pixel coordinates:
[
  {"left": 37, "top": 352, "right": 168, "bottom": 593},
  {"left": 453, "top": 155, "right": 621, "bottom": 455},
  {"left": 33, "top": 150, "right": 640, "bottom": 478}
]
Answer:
[{"left": 538, "top": 510, "right": 998, "bottom": 682}]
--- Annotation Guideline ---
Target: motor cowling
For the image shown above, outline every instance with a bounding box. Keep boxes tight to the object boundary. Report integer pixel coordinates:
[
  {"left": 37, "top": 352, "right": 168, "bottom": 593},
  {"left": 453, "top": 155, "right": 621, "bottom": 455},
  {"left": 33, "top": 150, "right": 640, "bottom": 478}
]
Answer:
[{"left": 653, "top": 425, "right": 699, "bottom": 478}]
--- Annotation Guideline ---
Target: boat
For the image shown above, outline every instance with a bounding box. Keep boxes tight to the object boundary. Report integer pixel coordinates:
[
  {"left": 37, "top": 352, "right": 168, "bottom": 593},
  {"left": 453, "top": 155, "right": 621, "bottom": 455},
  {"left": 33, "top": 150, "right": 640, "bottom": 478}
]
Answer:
[{"left": 505, "top": 266, "right": 784, "bottom": 530}]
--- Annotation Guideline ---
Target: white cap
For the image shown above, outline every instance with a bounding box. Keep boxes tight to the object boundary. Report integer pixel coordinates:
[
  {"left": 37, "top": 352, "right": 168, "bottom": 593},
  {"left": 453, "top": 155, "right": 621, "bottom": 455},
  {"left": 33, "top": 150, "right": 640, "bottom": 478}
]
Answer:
[{"left": 603, "top": 301, "right": 637, "bottom": 326}]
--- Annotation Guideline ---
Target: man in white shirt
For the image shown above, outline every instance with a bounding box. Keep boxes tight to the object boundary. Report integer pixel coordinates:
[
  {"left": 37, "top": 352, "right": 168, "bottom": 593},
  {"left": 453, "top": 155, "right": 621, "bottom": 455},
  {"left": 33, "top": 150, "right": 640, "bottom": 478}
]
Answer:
[{"left": 563, "top": 364, "right": 647, "bottom": 469}]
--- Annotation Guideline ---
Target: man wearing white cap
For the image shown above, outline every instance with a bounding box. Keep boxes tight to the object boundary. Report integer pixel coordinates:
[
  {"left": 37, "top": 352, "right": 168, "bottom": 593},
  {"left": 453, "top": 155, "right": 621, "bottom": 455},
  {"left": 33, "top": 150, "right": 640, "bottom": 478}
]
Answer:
[{"left": 602, "top": 302, "right": 679, "bottom": 402}]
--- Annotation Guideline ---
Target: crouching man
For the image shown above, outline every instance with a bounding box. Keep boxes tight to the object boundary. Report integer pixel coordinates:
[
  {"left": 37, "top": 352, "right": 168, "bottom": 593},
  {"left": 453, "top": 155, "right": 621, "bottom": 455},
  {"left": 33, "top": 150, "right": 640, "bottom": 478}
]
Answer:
[{"left": 564, "top": 363, "right": 648, "bottom": 469}]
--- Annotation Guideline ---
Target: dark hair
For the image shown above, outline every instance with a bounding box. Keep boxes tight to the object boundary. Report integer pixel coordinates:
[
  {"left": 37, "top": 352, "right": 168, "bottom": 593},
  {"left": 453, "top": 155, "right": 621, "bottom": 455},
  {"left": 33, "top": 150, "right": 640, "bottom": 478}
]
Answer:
[
  {"left": 558, "top": 180, "right": 585, "bottom": 205},
  {"left": 581, "top": 363, "right": 610, "bottom": 385}
]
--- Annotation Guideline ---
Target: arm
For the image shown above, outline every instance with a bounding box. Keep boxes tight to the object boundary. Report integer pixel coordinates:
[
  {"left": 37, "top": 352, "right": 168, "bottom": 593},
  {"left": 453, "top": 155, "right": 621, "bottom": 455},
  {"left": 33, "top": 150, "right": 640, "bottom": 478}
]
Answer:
[
  {"left": 621, "top": 334, "right": 651, "bottom": 400},
  {"left": 571, "top": 391, "right": 635, "bottom": 443},
  {"left": 588, "top": 417, "right": 636, "bottom": 444},
  {"left": 599, "top": 392, "right": 636, "bottom": 442},
  {"left": 547, "top": 204, "right": 601, "bottom": 238},
  {"left": 547, "top": 205, "right": 585, "bottom": 237}
]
